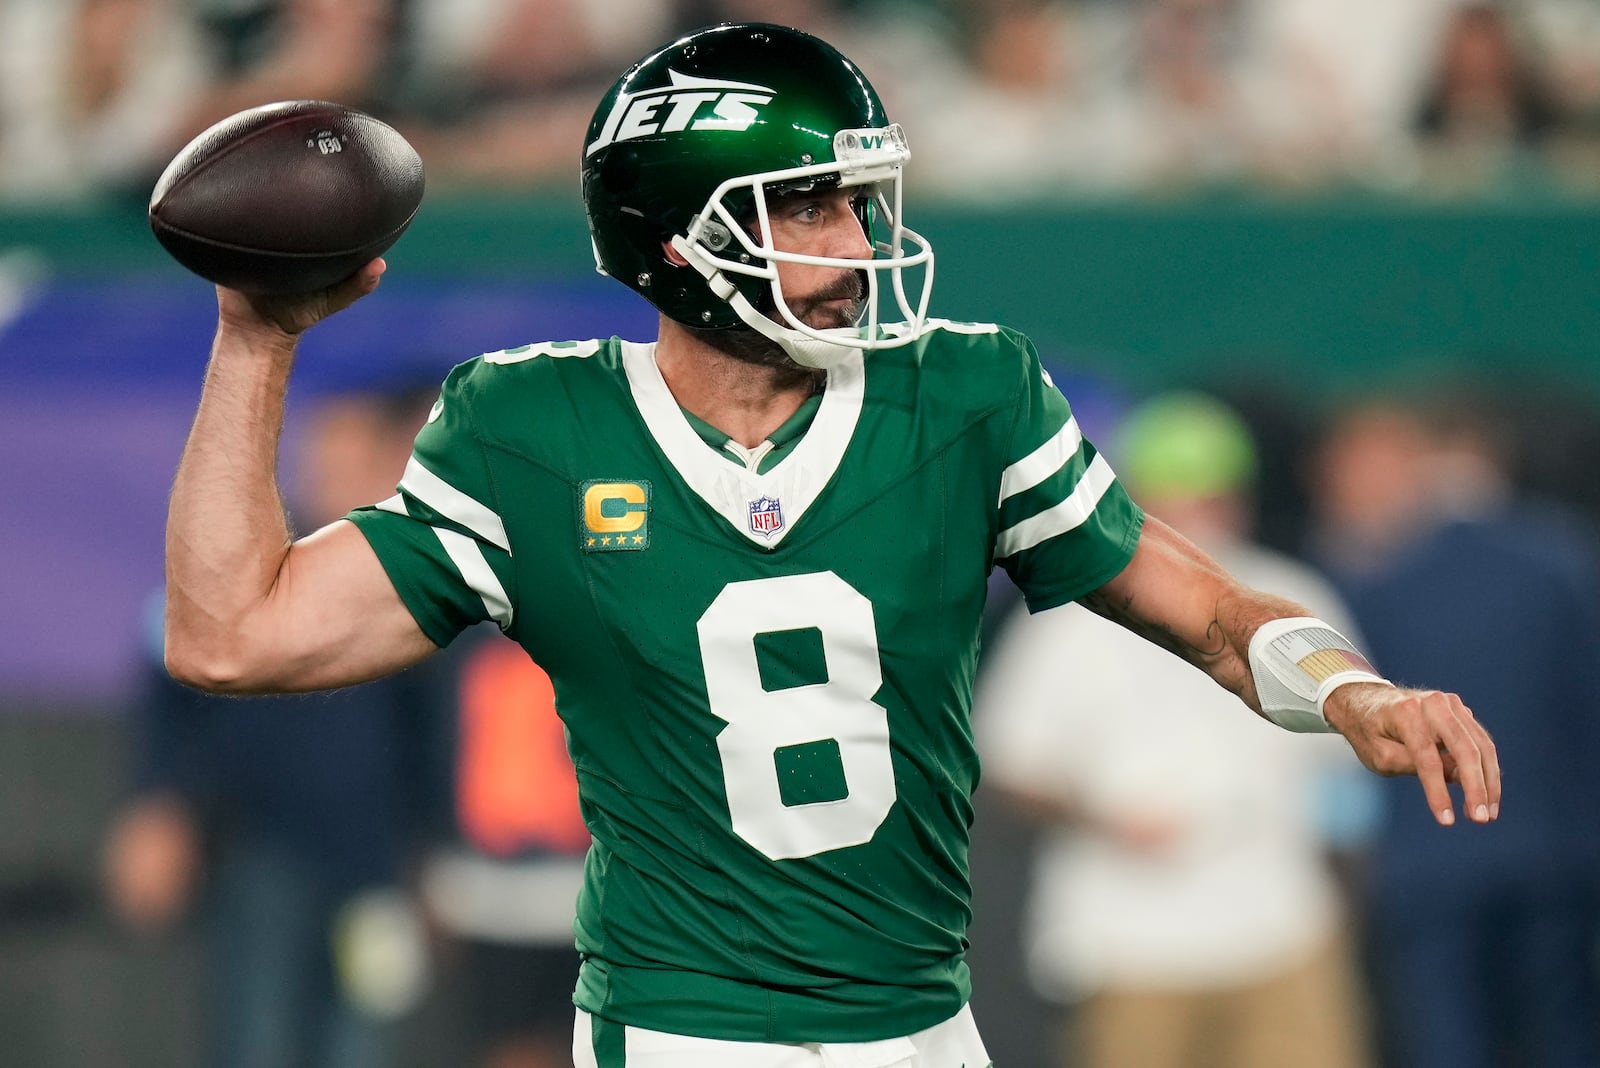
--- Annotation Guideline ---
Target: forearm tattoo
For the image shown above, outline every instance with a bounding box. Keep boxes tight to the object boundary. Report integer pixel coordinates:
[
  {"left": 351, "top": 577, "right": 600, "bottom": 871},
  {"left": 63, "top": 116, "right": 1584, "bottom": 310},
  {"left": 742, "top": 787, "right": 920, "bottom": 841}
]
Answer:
[{"left": 1079, "top": 587, "right": 1228, "bottom": 668}]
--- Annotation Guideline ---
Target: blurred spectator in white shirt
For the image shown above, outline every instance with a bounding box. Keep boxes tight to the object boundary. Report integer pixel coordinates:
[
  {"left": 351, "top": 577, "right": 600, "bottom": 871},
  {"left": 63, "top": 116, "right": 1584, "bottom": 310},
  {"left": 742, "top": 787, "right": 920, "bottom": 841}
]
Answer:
[
  {"left": 391, "top": 0, "right": 676, "bottom": 191},
  {"left": 976, "top": 391, "right": 1375, "bottom": 1068},
  {"left": 0, "top": 0, "right": 202, "bottom": 199},
  {"left": 0, "top": 0, "right": 396, "bottom": 202},
  {"left": 1411, "top": 2, "right": 1570, "bottom": 195}
]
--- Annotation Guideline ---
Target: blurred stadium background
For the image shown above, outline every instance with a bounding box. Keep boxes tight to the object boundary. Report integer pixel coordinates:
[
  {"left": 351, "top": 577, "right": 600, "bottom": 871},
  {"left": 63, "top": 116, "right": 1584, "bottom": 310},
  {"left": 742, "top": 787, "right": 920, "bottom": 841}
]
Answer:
[{"left": 1, "top": 0, "right": 1598, "bottom": 1065}]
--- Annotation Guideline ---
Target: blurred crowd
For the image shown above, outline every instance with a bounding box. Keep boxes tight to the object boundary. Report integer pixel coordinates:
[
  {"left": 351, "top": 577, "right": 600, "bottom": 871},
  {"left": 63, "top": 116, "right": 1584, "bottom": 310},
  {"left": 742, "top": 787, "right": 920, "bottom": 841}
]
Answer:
[{"left": 2, "top": 0, "right": 1600, "bottom": 204}]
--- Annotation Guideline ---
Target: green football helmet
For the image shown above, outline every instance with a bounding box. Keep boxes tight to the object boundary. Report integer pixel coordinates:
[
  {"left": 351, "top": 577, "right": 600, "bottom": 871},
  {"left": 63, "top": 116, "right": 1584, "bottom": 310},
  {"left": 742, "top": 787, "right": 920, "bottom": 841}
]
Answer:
[{"left": 581, "top": 22, "right": 934, "bottom": 369}]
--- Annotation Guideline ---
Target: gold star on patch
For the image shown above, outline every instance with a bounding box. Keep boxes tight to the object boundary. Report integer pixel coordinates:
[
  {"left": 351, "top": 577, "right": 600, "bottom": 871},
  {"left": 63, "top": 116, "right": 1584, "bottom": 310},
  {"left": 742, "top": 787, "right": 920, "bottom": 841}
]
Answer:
[
  {"left": 586, "top": 537, "right": 596, "bottom": 547},
  {"left": 600, "top": 536, "right": 612, "bottom": 546},
  {"left": 632, "top": 535, "right": 645, "bottom": 545}
]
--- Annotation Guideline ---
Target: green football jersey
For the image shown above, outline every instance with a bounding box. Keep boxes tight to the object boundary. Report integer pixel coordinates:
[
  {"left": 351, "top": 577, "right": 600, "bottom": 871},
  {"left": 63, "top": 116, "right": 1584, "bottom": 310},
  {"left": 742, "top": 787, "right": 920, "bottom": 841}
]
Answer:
[{"left": 348, "top": 322, "right": 1143, "bottom": 1042}]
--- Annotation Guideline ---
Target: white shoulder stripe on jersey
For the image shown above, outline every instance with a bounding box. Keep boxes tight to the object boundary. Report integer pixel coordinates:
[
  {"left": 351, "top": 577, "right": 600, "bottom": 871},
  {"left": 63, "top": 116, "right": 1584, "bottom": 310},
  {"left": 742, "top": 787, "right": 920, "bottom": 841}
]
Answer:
[
  {"left": 483, "top": 339, "right": 602, "bottom": 364},
  {"left": 998, "top": 417, "right": 1084, "bottom": 504},
  {"left": 374, "top": 494, "right": 407, "bottom": 515},
  {"left": 399, "top": 456, "right": 511, "bottom": 552},
  {"left": 432, "top": 527, "right": 514, "bottom": 629},
  {"left": 996, "top": 453, "right": 1118, "bottom": 557}
]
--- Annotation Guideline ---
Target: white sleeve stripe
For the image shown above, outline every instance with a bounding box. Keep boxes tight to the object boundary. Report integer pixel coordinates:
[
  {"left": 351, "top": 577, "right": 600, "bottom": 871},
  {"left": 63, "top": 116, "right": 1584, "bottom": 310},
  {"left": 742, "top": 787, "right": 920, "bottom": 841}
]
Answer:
[
  {"left": 399, "top": 456, "right": 511, "bottom": 552},
  {"left": 996, "top": 453, "right": 1117, "bottom": 557},
  {"left": 998, "top": 418, "right": 1084, "bottom": 504},
  {"left": 432, "top": 527, "right": 514, "bottom": 629},
  {"left": 374, "top": 494, "right": 407, "bottom": 515}
]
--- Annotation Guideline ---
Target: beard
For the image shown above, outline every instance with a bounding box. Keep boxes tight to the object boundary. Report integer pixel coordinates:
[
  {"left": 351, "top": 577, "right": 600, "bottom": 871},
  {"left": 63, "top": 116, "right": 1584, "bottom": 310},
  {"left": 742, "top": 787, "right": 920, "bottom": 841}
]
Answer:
[
  {"left": 789, "top": 270, "right": 867, "bottom": 331},
  {"left": 689, "top": 269, "right": 866, "bottom": 389}
]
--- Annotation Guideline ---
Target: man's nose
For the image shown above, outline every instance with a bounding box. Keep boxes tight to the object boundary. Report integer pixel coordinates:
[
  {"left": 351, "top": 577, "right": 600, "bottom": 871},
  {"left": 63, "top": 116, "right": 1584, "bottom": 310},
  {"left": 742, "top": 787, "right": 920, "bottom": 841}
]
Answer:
[{"left": 829, "top": 207, "right": 873, "bottom": 261}]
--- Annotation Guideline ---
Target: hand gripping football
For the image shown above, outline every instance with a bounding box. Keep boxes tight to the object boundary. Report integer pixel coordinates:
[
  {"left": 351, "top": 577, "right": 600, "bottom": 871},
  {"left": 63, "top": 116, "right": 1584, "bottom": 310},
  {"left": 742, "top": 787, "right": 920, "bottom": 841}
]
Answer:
[{"left": 148, "top": 100, "right": 425, "bottom": 296}]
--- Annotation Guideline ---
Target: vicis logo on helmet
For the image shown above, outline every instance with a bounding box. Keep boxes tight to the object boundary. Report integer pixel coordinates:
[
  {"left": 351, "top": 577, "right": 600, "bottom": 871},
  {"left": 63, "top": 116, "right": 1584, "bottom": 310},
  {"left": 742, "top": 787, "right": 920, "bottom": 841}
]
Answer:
[{"left": 586, "top": 70, "right": 777, "bottom": 155}]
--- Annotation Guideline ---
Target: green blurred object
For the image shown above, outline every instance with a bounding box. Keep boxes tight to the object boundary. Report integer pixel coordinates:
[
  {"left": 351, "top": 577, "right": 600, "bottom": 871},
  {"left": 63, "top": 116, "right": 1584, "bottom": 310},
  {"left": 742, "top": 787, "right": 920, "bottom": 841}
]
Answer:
[{"left": 1115, "top": 392, "right": 1257, "bottom": 499}]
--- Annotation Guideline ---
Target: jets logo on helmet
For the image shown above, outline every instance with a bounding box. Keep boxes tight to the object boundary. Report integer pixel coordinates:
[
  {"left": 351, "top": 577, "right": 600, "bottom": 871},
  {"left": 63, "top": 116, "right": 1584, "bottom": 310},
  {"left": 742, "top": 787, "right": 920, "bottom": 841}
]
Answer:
[{"left": 586, "top": 70, "right": 778, "bottom": 155}]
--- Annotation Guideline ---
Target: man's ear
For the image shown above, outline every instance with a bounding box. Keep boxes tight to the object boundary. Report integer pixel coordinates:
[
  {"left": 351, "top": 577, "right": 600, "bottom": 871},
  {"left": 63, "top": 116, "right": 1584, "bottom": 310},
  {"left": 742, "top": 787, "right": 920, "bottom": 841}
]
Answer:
[{"left": 662, "top": 239, "right": 689, "bottom": 267}]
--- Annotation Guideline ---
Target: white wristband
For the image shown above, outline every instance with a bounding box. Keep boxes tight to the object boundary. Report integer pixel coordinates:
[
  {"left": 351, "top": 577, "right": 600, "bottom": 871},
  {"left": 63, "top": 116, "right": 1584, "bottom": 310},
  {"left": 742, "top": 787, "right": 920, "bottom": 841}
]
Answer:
[{"left": 1247, "top": 617, "right": 1391, "bottom": 733}]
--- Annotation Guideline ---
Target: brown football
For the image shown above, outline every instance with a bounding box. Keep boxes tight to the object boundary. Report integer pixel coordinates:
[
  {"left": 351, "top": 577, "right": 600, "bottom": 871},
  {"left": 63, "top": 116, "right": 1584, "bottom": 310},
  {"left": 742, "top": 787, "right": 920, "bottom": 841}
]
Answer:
[{"left": 148, "top": 100, "right": 425, "bottom": 296}]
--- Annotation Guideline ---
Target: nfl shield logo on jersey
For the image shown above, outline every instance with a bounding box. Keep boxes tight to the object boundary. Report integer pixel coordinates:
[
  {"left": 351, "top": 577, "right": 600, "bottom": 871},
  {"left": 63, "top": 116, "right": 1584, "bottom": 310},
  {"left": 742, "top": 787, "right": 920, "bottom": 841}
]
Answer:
[{"left": 748, "top": 496, "right": 784, "bottom": 539}]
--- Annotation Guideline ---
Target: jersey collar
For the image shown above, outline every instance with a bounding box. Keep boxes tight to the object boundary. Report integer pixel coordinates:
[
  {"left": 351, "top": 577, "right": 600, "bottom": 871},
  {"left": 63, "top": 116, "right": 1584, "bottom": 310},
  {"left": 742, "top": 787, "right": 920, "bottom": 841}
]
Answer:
[
  {"left": 678, "top": 393, "right": 825, "bottom": 475},
  {"left": 621, "top": 342, "right": 864, "bottom": 548}
]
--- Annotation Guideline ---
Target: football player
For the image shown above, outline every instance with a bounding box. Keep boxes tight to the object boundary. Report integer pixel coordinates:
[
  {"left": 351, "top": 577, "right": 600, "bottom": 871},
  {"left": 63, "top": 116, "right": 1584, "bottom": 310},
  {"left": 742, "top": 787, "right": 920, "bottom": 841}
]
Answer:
[{"left": 164, "top": 22, "right": 1500, "bottom": 1068}]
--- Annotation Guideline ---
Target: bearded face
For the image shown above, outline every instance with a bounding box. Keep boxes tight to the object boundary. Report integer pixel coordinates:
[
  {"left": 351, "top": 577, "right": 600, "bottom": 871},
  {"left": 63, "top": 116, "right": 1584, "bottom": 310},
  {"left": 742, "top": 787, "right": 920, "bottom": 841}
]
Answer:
[{"left": 689, "top": 266, "right": 865, "bottom": 388}]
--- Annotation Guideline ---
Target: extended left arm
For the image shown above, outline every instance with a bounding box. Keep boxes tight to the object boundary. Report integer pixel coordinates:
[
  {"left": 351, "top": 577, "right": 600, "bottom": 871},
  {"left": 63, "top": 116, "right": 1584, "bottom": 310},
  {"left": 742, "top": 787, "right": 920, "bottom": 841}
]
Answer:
[{"left": 1082, "top": 517, "right": 1500, "bottom": 826}]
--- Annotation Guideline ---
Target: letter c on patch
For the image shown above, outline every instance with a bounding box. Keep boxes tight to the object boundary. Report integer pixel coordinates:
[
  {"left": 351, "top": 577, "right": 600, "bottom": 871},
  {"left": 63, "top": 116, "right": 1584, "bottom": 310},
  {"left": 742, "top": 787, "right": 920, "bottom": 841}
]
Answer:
[{"left": 584, "top": 482, "right": 648, "bottom": 533}]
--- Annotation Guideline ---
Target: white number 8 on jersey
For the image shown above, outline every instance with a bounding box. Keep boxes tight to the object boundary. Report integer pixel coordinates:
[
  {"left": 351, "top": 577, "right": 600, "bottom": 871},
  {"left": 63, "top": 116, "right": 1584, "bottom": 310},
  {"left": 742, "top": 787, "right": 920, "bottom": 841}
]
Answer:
[{"left": 697, "top": 572, "right": 897, "bottom": 861}]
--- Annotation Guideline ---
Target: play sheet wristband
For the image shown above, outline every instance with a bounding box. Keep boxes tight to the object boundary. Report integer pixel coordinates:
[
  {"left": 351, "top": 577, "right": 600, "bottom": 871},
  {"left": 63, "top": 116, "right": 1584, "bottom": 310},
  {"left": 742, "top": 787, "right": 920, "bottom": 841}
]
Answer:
[{"left": 1247, "top": 617, "right": 1392, "bottom": 733}]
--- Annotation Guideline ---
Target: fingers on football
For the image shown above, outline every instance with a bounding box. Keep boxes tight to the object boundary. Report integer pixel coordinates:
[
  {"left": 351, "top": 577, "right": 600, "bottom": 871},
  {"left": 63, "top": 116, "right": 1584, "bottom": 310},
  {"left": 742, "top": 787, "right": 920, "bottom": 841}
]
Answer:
[
  {"left": 325, "top": 258, "right": 386, "bottom": 311},
  {"left": 356, "top": 257, "right": 387, "bottom": 289},
  {"left": 273, "top": 259, "right": 386, "bottom": 331}
]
